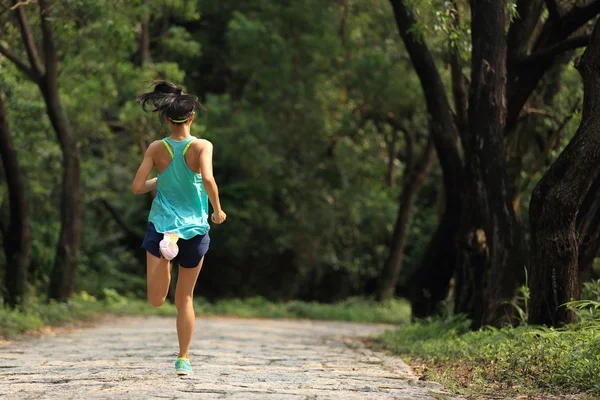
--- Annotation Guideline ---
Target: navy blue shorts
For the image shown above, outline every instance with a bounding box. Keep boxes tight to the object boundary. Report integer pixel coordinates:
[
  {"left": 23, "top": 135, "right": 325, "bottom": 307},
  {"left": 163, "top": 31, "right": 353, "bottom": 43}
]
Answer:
[{"left": 142, "top": 223, "right": 210, "bottom": 268}]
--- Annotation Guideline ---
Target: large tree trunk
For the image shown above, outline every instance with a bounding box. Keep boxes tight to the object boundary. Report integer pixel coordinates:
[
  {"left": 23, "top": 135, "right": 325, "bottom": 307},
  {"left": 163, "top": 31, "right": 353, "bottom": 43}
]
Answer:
[
  {"left": 37, "top": 0, "right": 82, "bottom": 301},
  {"left": 455, "top": 0, "right": 525, "bottom": 327},
  {"left": 529, "top": 18, "right": 600, "bottom": 327},
  {"left": 44, "top": 83, "right": 82, "bottom": 301},
  {"left": 378, "top": 139, "right": 435, "bottom": 301},
  {"left": 0, "top": 93, "right": 31, "bottom": 307},
  {"left": 389, "top": 0, "right": 465, "bottom": 317}
]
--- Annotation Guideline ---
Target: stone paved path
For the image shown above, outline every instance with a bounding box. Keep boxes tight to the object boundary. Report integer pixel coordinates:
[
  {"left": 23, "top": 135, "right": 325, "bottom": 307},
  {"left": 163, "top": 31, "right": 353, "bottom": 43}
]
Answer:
[{"left": 0, "top": 316, "right": 457, "bottom": 399}]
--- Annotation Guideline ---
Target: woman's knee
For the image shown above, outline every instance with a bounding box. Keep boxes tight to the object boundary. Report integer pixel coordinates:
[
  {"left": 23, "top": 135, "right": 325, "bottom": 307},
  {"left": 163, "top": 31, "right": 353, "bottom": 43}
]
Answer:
[
  {"left": 148, "top": 293, "right": 167, "bottom": 308},
  {"left": 175, "top": 293, "right": 193, "bottom": 310}
]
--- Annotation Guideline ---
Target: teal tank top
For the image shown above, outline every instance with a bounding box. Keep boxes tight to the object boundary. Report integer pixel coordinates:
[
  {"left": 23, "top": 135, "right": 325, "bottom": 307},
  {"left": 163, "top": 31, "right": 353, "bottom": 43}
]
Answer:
[{"left": 148, "top": 136, "right": 210, "bottom": 239}]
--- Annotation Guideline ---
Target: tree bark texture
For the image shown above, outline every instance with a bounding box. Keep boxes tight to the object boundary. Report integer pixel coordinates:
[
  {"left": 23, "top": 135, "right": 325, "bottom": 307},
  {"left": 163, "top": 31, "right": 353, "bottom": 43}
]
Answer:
[
  {"left": 389, "top": 0, "right": 465, "bottom": 317},
  {"left": 0, "top": 93, "right": 31, "bottom": 307},
  {"left": 378, "top": 139, "right": 435, "bottom": 301},
  {"left": 529, "top": 17, "right": 600, "bottom": 326}
]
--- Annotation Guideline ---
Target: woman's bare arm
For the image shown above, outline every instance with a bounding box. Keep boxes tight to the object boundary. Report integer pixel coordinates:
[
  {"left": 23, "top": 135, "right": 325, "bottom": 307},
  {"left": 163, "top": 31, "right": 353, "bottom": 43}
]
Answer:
[
  {"left": 132, "top": 145, "right": 156, "bottom": 195},
  {"left": 198, "top": 140, "right": 226, "bottom": 223}
]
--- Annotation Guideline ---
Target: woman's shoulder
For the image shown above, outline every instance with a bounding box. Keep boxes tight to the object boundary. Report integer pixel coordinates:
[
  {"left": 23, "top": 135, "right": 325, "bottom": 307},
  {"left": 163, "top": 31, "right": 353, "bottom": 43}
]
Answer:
[
  {"left": 191, "top": 138, "right": 213, "bottom": 151},
  {"left": 145, "top": 139, "right": 165, "bottom": 155}
]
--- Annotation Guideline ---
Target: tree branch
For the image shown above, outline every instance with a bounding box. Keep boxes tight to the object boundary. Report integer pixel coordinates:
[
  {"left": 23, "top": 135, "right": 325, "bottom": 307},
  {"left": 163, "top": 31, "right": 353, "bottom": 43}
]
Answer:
[
  {"left": 0, "top": 0, "right": 35, "bottom": 16},
  {"left": 544, "top": 0, "right": 560, "bottom": 23},
  {"left": 521, "top": 35, "right": 590, "bottom": 65},
  {"left": 559, "top": 0, "right": 600, "bottom": 39},
  {"left": 400, "top": 127, "right": 415, "bottom": 175},
  {"left": 38, "top": 0, "right": 57, "bottom": 82},
  {"left": 507, "top": 0, "right": 546, "bottom": 66},
  {"left": 515, "top": 106, "right": 562, "bottom": 127},
  {"left": 14, "top": 1, "right": 44, "bottom": 78},
  {"left": 506, "top": 0, "right": 600, "bottom": 132},
  {"left": 389, "top": 0, "right": 464, "bottom": 193},
  {"left": 11, "top": 0, "right": 36, "bottom": 9},
  {"left": 0, "top": 43, "right": 37, "bottom": 81}
]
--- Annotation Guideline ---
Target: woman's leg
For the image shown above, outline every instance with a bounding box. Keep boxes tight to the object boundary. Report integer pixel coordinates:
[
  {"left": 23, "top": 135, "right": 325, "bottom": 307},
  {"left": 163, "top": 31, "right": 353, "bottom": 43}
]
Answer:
[
  {"left": 175, "top": 258, "right": 204, "bottom": 359},
  {"left": 146, "top": 252, "right": 172, "bottom": 307}
]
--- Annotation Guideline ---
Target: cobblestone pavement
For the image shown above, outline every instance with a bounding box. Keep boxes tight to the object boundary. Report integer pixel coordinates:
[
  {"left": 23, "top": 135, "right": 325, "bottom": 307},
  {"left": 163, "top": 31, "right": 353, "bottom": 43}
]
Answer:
[{"left": 0, "top": 316, "right": 458, "bottom": 399}]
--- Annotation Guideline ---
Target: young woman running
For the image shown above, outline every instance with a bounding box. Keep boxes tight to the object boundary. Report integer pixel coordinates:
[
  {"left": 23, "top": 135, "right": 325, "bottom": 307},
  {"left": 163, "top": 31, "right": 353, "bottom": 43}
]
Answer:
[{"left": 132, "top": 81, "right": 226, "bottom": 375}]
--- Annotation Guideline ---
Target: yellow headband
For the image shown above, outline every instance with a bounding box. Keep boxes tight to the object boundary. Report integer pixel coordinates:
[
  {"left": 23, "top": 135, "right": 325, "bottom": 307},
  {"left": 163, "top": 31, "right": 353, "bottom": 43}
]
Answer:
[
  {"left": 168, "top": 111, "right": 194, "bottom": 124},
  {"left": 169, "top": 117, "right": 190, "bottom": 123}
]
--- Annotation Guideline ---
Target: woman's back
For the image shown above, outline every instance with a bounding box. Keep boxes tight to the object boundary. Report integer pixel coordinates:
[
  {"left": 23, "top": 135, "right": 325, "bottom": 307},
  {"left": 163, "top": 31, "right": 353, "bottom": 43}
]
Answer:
[{"left": 148, "top": 137, "right": 210, "bottom": 239}]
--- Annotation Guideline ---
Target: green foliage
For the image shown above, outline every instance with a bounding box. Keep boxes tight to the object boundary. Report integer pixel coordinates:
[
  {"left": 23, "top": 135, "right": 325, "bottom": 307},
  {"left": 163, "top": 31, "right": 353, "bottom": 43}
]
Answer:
[{"left": 382, "top": 313, "right": 600, "bottom": 396}]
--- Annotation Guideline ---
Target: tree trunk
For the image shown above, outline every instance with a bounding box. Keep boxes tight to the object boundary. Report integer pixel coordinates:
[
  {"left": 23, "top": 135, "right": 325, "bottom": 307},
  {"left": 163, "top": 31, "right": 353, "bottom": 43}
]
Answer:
[
  {"left": 385, "top": 129, "right": 398, "bottom": 188},
  {"left": 410, "top": 207, "right": 462, "bottom": 317},
  {"left": 38, "top": 0, "right": 82, "bottom": 301},
  {"left": 378, "top": 139, "right": 435, "bottom": 301},
  {"left": 43, "top": 83, "right": 82, "bottom": 301},
  {"left": 529, "top": 18, "right": 600, "bottom": 326},
  {"left": 389, "top": 0, "right": 465, "bottom": 317},
  {"left": 0, "top": 93, "right": 31, "bottom": 307},
  {"left": 455, "top": 0, "right": 525, "bottom": 327}
]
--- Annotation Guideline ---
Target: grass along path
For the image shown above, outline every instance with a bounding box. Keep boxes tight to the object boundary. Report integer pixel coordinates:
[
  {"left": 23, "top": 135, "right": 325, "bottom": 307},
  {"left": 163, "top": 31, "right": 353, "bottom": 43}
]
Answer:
[{"left": 381, "top": 315, "right": 600, "bottom": 399}]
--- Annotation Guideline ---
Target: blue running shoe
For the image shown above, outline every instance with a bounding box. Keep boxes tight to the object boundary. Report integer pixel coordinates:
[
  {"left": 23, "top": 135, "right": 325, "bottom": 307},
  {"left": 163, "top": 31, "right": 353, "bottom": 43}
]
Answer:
[{"left": 175, "top": 357, "right": 192, "bottom": 375}]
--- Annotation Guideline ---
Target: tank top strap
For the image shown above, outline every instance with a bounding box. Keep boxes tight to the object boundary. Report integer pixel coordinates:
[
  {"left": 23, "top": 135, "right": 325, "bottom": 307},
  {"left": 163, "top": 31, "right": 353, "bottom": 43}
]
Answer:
[
  {"left": 161, "top": 139, "right": 174, "bottom": 158},
  {"left": 183, "top": 138, "right": 196, "bottom": 155}
]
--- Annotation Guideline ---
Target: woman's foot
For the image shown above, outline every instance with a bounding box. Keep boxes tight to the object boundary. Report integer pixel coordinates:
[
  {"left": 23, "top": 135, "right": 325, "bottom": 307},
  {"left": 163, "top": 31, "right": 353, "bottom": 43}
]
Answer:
[
  {"left": 175, "top": 357, "right": 192, "bottom": 375},
  {"left": 159, "top": 233, "right": 179, "bottom": 260}
]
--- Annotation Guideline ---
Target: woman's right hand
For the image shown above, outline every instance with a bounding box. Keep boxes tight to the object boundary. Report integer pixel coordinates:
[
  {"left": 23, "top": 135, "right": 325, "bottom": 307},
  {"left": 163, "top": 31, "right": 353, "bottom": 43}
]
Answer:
[{"left": 211, "top": 210, "right": 227, "bottom": 224}]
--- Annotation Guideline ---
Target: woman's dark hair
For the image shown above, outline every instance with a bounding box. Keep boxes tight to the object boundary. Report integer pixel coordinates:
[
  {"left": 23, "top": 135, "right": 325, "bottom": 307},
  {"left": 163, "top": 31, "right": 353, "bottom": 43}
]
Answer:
[{"left": 137, "top": 81, "right": 206, "bottom": 124}]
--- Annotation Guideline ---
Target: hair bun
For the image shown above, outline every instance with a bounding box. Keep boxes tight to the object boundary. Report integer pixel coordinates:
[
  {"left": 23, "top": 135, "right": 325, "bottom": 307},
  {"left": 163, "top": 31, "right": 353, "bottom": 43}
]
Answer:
[
  {"left": 153, "top": 81, "right": 182, "bottom": 96},
  {"left": 137, "top": 80, "right": 206, "bottom": 120}
]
